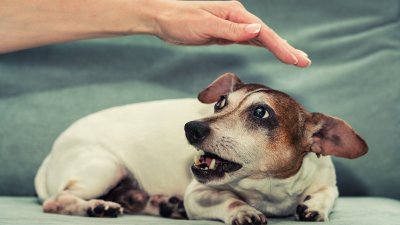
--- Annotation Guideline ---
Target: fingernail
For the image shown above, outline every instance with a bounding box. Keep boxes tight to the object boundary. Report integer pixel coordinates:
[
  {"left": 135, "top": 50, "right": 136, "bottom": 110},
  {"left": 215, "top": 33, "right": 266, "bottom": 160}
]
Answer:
[
  {"left": 291, "top": 54, "right": 299, "bottom": 65},
  {"left": 245, "top": 24, "right": 261, "bottom": 34},
  {"left": 306, "top": 58, "right": 312, "bottom": 66},
  {"left": 296, "top": 49, "right": 309, "bottom": 57},
  {"left": 295, "top": 58, "right": 312, "bottom": 67}
]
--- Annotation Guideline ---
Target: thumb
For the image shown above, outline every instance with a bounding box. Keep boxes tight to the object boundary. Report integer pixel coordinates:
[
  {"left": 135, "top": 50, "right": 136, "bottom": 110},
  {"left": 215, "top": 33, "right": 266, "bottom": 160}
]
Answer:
[{"left": 211, "top": 19, "right": 261, "bottom": 42}]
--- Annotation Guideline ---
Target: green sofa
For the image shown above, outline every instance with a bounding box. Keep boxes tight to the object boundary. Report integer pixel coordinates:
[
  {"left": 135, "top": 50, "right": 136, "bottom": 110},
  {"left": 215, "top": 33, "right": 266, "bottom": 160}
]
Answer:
[{"left": 1, "top": 0, "right": 399, "bottom": 224}]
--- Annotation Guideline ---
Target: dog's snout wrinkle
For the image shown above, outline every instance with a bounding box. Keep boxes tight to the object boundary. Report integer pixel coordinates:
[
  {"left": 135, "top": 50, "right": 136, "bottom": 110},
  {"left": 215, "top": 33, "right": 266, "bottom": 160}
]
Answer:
[{"left": 184, "top": 121, "right": 211, "bottom": 145}]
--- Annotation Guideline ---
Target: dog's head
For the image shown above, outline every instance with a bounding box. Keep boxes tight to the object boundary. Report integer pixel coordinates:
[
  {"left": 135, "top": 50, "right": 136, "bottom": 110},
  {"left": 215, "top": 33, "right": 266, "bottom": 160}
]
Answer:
[{"left": 185, "top": 73, "right": 368, "bottom": 185}]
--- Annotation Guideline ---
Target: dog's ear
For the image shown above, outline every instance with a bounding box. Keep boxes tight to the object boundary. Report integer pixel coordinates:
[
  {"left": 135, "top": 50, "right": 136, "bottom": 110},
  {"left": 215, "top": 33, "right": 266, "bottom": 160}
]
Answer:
[
  {"left": 198, "top": 73, "right": 244, "bottom": 104},
  {"left": 304, "top": 113, "right": 368, "bottom": 159}
]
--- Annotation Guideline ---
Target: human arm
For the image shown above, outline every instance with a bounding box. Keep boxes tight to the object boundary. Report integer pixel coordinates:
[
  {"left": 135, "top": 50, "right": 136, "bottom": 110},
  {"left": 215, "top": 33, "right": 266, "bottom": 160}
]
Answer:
[{"left": 0, "top": 0, "right": 310, "bottom": 67}]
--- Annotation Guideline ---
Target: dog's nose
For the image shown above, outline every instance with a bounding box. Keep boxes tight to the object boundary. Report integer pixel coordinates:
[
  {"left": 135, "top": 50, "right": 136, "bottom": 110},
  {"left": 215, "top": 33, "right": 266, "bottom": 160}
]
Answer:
[{"left": 184, "top": 121, "right": 210, "bottom": 145}]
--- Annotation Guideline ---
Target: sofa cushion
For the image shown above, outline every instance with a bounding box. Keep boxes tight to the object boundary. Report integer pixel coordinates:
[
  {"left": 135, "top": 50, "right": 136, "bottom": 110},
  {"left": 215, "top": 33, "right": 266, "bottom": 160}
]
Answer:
[{"left": 0, "top": 197, "right": 399, "bottom": 225}]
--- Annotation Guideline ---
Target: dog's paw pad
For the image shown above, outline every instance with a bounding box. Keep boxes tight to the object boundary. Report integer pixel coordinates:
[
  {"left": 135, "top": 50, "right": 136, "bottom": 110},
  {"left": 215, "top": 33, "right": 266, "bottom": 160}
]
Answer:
[
  {"left": 154, "top": 195, "right": 187, "bottom": 219},
  {"left": 148, "top": 195, "right": 187, "bottom": 219},
  {"left": 296, "top": 204, "right": 322, "bottom": 222},
  {"left": 230, "top": 209, "right": 267, "bottom": 225},
  {"left": 126, "top": 191, "right": 149, "bottom": 204},
  {"left": 87, "top": 200, "right": 123, "bottom": 217},
  {"left": 120, "top": 190, "right": 149, "bottom": 212}
]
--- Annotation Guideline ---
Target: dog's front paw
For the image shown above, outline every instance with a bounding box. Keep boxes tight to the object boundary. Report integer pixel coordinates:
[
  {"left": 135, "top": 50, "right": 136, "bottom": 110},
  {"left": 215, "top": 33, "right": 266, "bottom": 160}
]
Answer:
[
  {"left": 227, "top": 207, "right": 267, "bottom": 225},
  {"left": 159, "top": 196, "right": 187, "bottom": 219},
  {"left": 296, "top": 204, "right": 325, "bottom": 222},
  {"left": 87, "top": 200, "right": 123, "bottom": 217},
  {"left": 150, "top": 195, "right": 187, "bottom": 219}
]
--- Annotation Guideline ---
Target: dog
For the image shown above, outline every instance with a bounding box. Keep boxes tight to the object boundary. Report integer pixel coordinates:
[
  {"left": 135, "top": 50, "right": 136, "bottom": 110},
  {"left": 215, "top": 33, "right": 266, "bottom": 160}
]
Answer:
[{"left": 35, "top": 73, "right": 368, "bottom": 224}]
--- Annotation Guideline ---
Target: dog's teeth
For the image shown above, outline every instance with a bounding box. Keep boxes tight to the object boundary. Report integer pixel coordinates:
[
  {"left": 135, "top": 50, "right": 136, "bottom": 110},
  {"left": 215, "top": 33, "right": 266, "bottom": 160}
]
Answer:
[
  {"left": 194, "top": 155, "right": 201, "bottom": 166},
  {"left": 200, "top": 166, "right": 209, "bottom": 170},
  {"left": 209, "top": 159, "right": 216, "bottom": 170},
  {"left": 194, "top": 150, "right": 205, "bottom": 166}
]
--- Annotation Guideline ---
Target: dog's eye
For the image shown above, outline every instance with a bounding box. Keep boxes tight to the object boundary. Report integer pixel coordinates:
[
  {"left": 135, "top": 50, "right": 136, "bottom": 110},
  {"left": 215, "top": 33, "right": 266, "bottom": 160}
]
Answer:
[
  {"left": 253, "top": 106, "right": 269, "bottom": 119},
  {"left": 214, "top": 96, "right": 227, "bottom": 111}
]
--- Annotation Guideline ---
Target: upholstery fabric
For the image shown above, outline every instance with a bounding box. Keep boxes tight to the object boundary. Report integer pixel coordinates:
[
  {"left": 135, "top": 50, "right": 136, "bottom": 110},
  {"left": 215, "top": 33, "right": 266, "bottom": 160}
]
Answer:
[
  {"left": 0, "top": 197, "right": 399, "bottom": 225},
  {"left": 0, "top": 0, "right": 399, "bottom": 224}
]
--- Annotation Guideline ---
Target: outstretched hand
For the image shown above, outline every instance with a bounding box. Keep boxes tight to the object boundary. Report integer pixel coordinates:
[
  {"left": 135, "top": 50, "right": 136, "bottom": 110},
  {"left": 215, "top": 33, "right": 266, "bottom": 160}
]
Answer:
[
  {"left": 154, "top": 1, "right": 311, "bottom": 67},
  {"left": 1, "top": 0, "right": 311, "bottom": 67}
]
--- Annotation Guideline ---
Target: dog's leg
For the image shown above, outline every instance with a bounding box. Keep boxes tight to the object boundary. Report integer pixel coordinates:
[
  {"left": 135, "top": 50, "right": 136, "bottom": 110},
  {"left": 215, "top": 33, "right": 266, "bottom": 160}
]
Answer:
[
  {"left": 142, "top": 194, "right": 187, "bottom": 219},
  {"left": 100, "top": 176, "right": 149, "bottom": 213},
  {"left": 42, "top": 147, "right": 126, "bottom": 217},
  {"left": 100, "top": 176, "right": 187, "bottom": 219},
  {"left": 106, "top": 191, "right": 187, "bottom": 219},
  {"left": 184, "top": 181, "right": 267, "bottom": 225},
  {"left": 296, "top": 186, "right": 338, "bottom": 222},
  {"left": 43, "top": 192, "right": 123, "bottom": 217}
]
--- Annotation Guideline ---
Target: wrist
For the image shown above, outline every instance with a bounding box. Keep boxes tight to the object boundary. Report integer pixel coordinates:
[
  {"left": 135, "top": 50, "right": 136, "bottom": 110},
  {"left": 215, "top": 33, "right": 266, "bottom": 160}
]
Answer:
[
  {"left": 109, "top": 0, "right": 159, "bottom": 35},
  {"left": 83, "top": 0, "right": 156, "bottom": 36},
  {"left": 132, "top": 0, "right": 183, "bottom": 38}
]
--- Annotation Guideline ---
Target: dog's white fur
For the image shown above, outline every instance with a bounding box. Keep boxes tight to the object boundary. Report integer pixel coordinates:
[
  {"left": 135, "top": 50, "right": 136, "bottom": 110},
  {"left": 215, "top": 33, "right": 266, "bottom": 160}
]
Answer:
[
  {"left": 36, "top": 99, "right": 209, "bottom": 199},
  {"left": 35, "top": 72, "right": 369, "bottom": 224},
  {"left": 35, "top": 96, "right": 339, "bottom": 223},
  {"left": 185, "top": 154, "right": 338, "bottom": 223}
]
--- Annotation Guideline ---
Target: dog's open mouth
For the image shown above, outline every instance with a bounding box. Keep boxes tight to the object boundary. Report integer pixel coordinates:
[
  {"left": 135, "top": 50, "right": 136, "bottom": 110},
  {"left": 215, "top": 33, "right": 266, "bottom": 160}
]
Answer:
[{"left": 191, "top": 150, "right": 242, "bottom": 182}]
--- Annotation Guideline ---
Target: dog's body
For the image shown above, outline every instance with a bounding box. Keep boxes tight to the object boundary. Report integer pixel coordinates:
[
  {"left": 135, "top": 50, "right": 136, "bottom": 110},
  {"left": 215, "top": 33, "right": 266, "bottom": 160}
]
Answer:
[
  {"left": 36, "top": 99, "right": 209, "bottom": 217},
  {"left": 35, "top": 73, "right": 367, "bottom": 224},
  {"left": 36, "top": 99, "right": 208, "bottom": 200}
]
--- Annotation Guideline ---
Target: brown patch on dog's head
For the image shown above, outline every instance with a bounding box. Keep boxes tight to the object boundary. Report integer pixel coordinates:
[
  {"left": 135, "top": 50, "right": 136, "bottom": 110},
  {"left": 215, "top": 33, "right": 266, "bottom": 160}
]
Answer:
[
  {"left": 255, "top": 90, "right": 308, "bottom": 179},
  {"left": 198, "top": 72, "right": 244, "bottom": 104},
  {"left": 187, "top": 73, "right": 368, "bottom": 184}
]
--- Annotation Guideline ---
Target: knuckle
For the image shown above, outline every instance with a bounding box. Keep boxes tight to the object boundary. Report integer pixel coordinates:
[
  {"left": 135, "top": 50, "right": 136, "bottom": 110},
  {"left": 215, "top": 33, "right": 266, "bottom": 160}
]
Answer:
[{"left": 228, "top": 22, "right": 238, "bottom": 33}]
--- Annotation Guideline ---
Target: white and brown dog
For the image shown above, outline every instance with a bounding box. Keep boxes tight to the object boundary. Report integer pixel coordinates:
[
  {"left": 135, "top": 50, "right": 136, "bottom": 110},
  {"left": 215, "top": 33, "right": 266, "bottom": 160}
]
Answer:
[{"left": 35, "top": 73, "right": 367, "bottom": 224}]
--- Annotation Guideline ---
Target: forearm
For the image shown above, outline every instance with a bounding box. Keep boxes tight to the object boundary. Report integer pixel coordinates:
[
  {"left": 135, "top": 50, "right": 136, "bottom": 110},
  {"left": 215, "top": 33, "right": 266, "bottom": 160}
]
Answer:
[{"left": 0, "top": 0, "right": 157, "bottom": 53}]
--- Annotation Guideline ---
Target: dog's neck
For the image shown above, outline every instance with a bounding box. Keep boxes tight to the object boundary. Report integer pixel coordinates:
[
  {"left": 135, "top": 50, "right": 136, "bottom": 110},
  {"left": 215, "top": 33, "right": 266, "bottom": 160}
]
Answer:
[
  {"left": 227, "top": 154, "right": 321, "bottom": 199},
  {"left": 270, "top": 151, "right": 309, "bottom": 179}
]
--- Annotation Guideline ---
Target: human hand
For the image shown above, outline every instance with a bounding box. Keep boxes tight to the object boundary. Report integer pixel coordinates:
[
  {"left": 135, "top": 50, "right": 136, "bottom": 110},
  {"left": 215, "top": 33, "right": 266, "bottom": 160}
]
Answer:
[{"left": 152, "top": 0, "right": 311, "bottom": 67}]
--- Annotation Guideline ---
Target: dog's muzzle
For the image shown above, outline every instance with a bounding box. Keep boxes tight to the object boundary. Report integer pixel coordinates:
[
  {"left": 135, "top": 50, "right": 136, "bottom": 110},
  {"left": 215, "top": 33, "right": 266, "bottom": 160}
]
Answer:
[
  {"left": 184, "top": 120, "right": 242, "bottom": 183},
  {"left": 184, "top": 121, "right": 210, "bottom": 145}
]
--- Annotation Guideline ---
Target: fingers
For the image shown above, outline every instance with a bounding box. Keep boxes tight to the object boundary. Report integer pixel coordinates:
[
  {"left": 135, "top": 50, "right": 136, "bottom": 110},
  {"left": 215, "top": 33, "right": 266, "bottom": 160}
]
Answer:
[
  {"left": 256, "top": 25, "right": 311, "bottom": 67},
  {"left": 217, "top": 2, "right": 311, "bottom": 67},
  {"left": 280, "top": 39, "right": 311, "bottom": 68},
  {"left": 210, "top": 19, "right": 262, "bottom": 43},
  {"left": 256, "top": 26, "right": 298, "bottom": 65},
  {"left": 162, "top": 0, "right": 311, "bottom": 67},
  {"left": 211, "top": 17, "right": 311, "bottom": 67}
]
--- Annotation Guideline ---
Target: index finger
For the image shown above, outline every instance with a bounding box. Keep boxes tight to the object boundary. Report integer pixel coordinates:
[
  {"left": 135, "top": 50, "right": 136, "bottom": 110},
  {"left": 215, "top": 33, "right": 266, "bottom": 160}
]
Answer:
[
  {"left": 256, "top": 25, "right": 298, "bottom": 65},
  {"left": 233, "top": 8, "right": 311, "bottom": 67}
]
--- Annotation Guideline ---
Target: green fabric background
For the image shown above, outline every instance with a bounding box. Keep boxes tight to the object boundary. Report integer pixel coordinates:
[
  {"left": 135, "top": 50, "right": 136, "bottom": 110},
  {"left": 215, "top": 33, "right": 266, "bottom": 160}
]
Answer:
[{"left": 0, "top": 1, "right": 399, "bottom": 223}]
